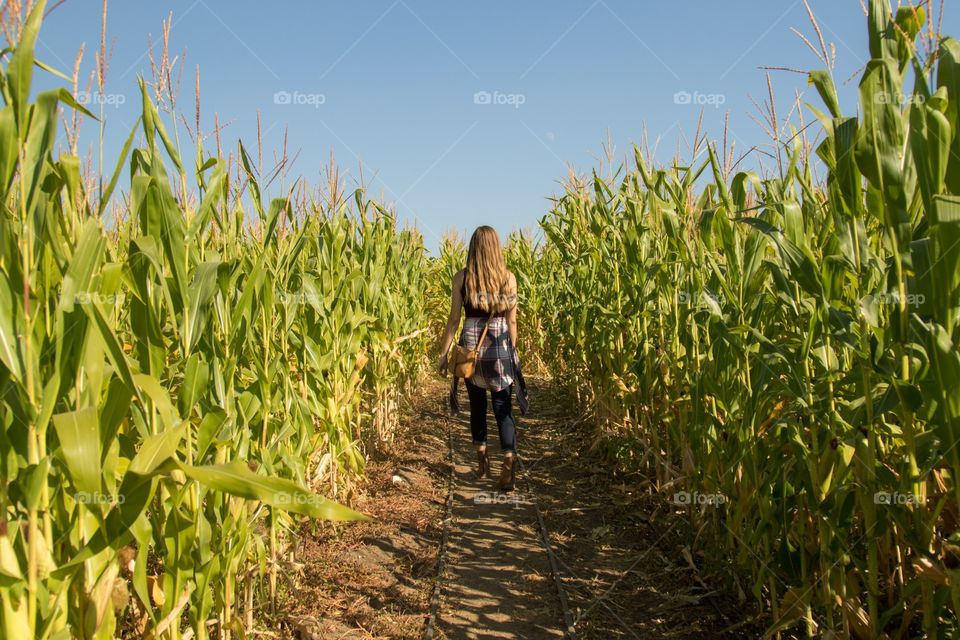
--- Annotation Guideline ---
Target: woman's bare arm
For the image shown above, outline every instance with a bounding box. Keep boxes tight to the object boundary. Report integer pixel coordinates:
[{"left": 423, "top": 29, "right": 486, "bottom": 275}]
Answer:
[{"left": 438, "top": 270, "right": 465, "bottom": 368}]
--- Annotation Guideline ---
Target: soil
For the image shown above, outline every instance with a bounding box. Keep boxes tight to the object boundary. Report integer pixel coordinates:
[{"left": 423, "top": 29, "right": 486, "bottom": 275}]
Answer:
[
  {"left": 276, "top": 385, "right": 451, "bottom": 639},
  {"left": 275, "top": 375, "right": 766, "bottom": 639}
]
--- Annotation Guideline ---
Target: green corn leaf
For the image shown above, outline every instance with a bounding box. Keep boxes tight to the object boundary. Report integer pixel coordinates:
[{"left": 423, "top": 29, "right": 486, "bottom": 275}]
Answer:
[
  {"left": 809, "top": 70, "right": 841, "bottom": 118},
  {"left": 184, "top": 261, "right": 221, "bottom": 353},
  {"left": 132, "top": 373, "right": 180, "bottom": 433},
  {"left": 21, "top": 90, "right": 59, "bottom": 215},
  {"left": 128, "top": 423, "right": 187, "bottom": 475},
  {"left": 175, "top": 460, "right": 368, "bottom": 521},
  {"left": 0, "top": 106, "right": 18, "bottom": 199},
  {"left": 81, "top": 300, "right": 138, "bottom": 396},
  {"left": 55, "top": 87, "right": 96, "bottom": 120},
  {"left": 179, "top": 353, "right": 209, "bottom": 418},
  {"left": 52, "top": 407, "right": 102, "bottom": 495},
  {"left": 5, "top": 0, "right": 45, "bottom": 130},
  {"left": 59, "top": 218, "right": 104, "bottom": 313},
  {"left": 0, "top": 277, "right": 24, "bottom": 382},
  {"left": 98, "top": 116, "right": 141, "bottom": 218},
  {"left": 138, "top": 77, "right": 182, "bottom": 175}
]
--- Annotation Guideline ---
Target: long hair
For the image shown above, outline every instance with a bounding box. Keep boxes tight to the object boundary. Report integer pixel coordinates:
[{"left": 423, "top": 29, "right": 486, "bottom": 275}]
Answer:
[{"left": 464, "top": 226, "right": 516, "bottom": 313}]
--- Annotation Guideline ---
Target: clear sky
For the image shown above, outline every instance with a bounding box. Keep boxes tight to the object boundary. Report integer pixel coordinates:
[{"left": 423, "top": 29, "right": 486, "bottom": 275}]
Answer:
[{"left": 31, "top": 1, "right": 959, "bottom": 251}]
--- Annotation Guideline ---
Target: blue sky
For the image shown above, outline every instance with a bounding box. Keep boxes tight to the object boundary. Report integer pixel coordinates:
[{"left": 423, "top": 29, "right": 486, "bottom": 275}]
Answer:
[{"left": 32, "top": 1, "right": 959, "bottom": 251}]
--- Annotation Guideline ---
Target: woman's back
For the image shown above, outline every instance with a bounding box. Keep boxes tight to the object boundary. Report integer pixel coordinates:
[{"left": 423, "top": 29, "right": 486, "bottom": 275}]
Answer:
[
  {"left": 460, "top": 271, "right": 507, "bottom": 318},
  {"left": 438, "top": 226, "right": 524, "bottom": 491}
]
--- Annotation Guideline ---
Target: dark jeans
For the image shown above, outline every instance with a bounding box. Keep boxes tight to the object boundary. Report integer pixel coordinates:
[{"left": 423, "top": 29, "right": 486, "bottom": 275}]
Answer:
[{"left": 465, "top": 379, "right": 516, "bottom": 453}]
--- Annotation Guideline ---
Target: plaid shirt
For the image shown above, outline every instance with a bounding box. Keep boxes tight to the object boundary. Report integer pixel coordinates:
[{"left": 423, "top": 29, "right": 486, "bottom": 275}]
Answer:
[
  {"left": 459, "top": 316, "right": 514, "bottom": 391},
  {"left": 449, "top": 317, "right": 528, "bottom": 416}
]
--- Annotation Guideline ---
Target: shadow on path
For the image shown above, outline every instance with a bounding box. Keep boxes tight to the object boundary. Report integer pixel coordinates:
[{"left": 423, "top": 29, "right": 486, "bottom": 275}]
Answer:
[
  {"left": 434, "top": 375, "right": 762, "bottom": 640},
  {"left": 437, "top": 405, "right": 564, "bottom": 639}
]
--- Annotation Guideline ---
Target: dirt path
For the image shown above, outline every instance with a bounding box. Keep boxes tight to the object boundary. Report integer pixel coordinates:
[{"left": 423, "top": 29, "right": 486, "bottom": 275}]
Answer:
[
  {"left": 280, "top": 376, "right": 761, "bottom": 639},
  {"left": 435, "top": 406, "right": 565, "bottom": 639},
  {"left": 427, "top": 375, "right": 762, "bottom": 639},
  {"left": 509, "top": 379, "right": 760, "bottom": 639}
]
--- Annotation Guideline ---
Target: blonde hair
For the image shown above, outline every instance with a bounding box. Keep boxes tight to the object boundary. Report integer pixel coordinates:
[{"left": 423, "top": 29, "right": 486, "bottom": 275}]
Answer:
[{"left": 464, "top": 226, "right": 516, "bottom": 313}]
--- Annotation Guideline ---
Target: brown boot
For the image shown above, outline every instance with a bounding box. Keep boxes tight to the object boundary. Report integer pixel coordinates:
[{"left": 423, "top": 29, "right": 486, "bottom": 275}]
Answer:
[
  {"left": 498, "top": 453, "right": 516, "bottom": 491},
  {"left": 476, "top": 447, "right": 490, "bottom": 478}
]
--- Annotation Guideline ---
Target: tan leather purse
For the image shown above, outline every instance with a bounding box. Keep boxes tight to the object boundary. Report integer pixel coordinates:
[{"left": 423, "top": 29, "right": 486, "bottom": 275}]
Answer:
[{"left": 447, "top": 311, "right": 494, "bottom": 379}]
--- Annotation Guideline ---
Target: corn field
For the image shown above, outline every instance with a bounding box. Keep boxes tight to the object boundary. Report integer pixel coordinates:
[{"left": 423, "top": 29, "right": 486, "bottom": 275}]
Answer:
[
  {"left": 512, "top": 1, "right": 960, "bottom": 636},
  {"left": 0, "top": 2, "right": 430, "bottom": 638},
  {"left": 4, "top": 0, "right": 960, "bottom": 637}
]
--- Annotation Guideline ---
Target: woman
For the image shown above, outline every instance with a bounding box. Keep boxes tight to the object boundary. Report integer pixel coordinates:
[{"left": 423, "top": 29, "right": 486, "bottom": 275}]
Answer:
[{"left": 438, "top": 226, "right": 519, "bottom": 491}]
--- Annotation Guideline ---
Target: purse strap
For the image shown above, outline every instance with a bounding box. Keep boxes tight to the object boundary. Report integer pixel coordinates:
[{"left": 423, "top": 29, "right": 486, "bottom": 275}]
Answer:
[{"left": 475, "top": 309, "right": 495, "bottom": 350}]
